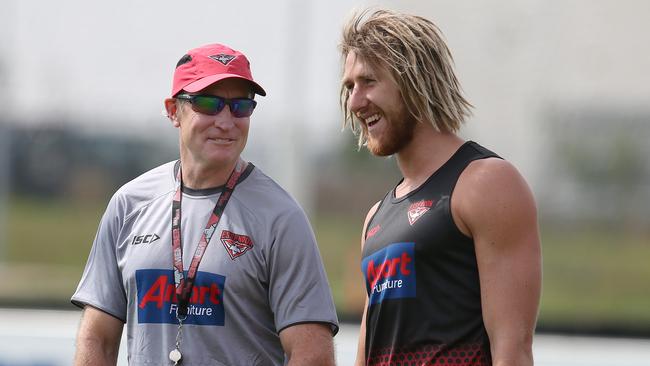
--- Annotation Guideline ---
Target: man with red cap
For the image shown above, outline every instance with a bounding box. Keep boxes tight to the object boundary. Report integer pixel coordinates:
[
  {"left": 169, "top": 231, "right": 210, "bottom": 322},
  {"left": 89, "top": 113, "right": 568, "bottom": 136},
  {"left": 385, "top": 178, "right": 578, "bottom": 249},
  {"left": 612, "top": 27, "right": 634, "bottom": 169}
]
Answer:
[{"left": 71, "top": 43, "right": 338, "bottom": 365}]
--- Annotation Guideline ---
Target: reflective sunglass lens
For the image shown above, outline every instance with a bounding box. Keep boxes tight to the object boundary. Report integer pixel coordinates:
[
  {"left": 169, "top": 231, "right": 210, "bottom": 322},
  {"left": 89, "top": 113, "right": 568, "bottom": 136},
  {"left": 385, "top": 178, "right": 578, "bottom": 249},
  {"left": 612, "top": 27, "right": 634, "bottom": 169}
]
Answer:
[
  {"left": 178, "top": 94, "right": 256, "bottom": 117},
  {"left": 192, "top": 96, "right": 224, "bottom": 115},
  {"left": 231, "top": 99, "right": 257, "bottom": 118}
]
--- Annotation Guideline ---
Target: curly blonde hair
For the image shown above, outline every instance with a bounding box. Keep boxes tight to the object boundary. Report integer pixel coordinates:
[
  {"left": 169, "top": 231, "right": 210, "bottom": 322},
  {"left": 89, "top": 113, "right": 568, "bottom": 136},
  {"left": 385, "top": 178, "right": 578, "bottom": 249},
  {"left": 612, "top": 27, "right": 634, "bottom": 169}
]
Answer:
[{"left": 340, "top": 9, "right": 472, "bottom": 144}]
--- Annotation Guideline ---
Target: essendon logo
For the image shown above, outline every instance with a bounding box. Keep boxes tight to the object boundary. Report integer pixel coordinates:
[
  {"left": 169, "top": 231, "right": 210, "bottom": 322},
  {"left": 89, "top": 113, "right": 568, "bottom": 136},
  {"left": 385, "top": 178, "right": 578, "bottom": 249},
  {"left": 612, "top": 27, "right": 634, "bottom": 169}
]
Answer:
[
  {"left": 209, "top": 54, "right": 236, "bottom": 65},
  {"left": 407, "top": 199, "right": 434, "bottom": 225},
  {"left": 220, "top": 230, "right": 254, "bottom": 260},
  {"left": 361, "top": 242, "right": 416, "bottom": 305},
  {"left": 136, "top": 269, "right": 225, "bottom": 325}
]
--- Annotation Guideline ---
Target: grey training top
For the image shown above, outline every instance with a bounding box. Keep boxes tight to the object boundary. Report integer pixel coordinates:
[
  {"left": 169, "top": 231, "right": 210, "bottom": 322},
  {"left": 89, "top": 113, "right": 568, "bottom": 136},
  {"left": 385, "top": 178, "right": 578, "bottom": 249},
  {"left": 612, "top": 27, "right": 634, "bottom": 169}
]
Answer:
[{"left": 72, "top": 160, "right": 338, "bottom": 365}]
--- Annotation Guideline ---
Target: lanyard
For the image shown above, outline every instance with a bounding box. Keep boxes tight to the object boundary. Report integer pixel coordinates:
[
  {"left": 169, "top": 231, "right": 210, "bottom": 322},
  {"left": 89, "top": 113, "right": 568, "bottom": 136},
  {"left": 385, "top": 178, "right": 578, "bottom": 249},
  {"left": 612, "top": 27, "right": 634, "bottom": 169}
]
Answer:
[{"left": 171, "top": 159, "right": 247, "bottom": 318}]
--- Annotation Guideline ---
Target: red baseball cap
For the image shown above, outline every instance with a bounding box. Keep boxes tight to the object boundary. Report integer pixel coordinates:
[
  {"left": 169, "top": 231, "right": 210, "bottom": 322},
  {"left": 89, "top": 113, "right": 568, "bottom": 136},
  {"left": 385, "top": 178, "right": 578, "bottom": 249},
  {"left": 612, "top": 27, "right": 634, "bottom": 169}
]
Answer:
[{"left": 171, "top": 43, "right": 266, "bottom": 97}]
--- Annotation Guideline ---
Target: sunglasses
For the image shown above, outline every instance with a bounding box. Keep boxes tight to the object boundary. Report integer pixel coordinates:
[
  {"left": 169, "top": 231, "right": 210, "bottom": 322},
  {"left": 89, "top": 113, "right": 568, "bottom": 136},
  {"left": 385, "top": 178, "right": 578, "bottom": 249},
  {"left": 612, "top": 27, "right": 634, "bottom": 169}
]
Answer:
[{"left": 176, "top": 94, "right": 257, "bottom": 118}]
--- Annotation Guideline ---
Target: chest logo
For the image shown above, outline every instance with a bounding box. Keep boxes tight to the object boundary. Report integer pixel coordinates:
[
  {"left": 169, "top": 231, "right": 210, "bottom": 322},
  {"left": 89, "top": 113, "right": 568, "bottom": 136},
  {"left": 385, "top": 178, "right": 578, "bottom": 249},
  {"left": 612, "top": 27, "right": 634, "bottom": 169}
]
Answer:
[
  {"left": 220, "top": 230, "right": 254, "bottom": 260},
  {"left": 362, "top": 242, "right": 416, "bottom": 305},
  {"left": 131, "top": 233, "right": 161, "bottom": 245},
  {"left": 366, "top": 225, "right": 381, "bottom": 240},
  {"left": 407, "top": 199, "right": 434, "bottom": 225},
  {"left": 136, "top": 269, "right": 225, "bottom": 326}
]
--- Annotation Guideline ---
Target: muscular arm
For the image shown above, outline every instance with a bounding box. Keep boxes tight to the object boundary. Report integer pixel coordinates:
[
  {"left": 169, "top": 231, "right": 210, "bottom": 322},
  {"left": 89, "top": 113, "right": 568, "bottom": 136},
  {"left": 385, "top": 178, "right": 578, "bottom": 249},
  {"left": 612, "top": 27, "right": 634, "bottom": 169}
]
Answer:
[
  {"left": 354, "top": 201, "right": 381, "bottom": 366},
  {"left": 279, "top": 323, "right": 335, "bottom": 366},
  {"left": 74, "top": 305, "right": 124, "bottom": 366},
  {"left": 455, "top": 158, "right": 542, "bottom": 366},
  {"left": 354, "top": 298, "right": 369, "bottom": 366}
]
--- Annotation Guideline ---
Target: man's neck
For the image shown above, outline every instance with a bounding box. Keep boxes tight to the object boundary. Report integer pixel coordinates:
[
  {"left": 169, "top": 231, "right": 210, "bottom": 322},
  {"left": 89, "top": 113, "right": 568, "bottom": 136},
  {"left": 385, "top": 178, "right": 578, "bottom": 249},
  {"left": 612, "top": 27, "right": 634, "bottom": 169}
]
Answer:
[
  {"left": 394, "top": 126, "right": 464, "bottom": 197},
  {"left": 180, "top": 156, "right": 243, "bottom": 190}
]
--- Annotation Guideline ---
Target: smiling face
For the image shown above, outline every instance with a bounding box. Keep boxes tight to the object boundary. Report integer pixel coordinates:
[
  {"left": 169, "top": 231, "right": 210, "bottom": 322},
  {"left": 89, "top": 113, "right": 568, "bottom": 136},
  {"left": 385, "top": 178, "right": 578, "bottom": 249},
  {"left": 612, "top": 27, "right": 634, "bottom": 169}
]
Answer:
[
  {"left": 167, "top": 78, "right": 253, "bottom": 179},
  {"left": 342, "top": 52, "right": 416, "bottom": 156}
]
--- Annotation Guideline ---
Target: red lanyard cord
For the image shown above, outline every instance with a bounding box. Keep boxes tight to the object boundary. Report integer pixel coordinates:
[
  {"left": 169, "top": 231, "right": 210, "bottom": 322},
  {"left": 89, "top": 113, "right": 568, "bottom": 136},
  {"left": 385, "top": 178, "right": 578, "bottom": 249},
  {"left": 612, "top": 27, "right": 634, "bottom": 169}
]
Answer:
[{"left": 171, "top": 160, "right": 247, "bottom": 318}]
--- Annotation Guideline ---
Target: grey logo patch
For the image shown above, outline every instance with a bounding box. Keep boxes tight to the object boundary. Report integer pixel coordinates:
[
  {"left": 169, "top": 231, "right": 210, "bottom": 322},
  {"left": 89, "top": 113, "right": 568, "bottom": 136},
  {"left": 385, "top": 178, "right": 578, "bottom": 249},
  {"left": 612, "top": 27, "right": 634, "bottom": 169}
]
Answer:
[
  {"left": 132, "top": 234, "right": 161, "bottom": 245},
  {"left": 209, "top": 54, "right": 236, "bottom": 65}
]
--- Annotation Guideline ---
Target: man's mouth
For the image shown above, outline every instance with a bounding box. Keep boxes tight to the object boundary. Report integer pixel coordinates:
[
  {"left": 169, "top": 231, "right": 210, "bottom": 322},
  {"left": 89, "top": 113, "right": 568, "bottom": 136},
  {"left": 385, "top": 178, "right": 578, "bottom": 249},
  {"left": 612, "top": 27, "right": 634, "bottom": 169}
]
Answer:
[
  {"left": 208, "top": 137, "right": 235, "bottom": 144},
  {"left": 365, "top": 114, "right": 381, "bottom": 128}
]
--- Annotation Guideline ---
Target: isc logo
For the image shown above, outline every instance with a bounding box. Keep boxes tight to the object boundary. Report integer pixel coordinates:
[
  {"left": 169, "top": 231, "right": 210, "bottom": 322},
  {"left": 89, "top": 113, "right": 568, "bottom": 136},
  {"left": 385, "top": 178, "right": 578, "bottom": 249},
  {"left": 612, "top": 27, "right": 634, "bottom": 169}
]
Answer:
[{"left": 131, "top": 234, "right": 161, "bottom": 245}]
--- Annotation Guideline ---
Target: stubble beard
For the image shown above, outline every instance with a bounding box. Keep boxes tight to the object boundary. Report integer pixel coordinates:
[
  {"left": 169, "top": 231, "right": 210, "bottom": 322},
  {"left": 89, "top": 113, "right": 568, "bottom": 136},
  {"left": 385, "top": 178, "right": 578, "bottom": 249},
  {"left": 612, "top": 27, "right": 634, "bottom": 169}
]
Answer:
[{"left": 365, "top": 113, "right": 417, "bottom": 157}]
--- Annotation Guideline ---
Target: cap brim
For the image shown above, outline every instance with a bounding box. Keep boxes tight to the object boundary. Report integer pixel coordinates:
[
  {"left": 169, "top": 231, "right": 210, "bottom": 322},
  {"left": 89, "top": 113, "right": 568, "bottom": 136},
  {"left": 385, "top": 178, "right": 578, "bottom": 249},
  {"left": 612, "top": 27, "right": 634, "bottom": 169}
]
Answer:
[{"left": 182, "top": 74, "right": 266, "bottom": 96}]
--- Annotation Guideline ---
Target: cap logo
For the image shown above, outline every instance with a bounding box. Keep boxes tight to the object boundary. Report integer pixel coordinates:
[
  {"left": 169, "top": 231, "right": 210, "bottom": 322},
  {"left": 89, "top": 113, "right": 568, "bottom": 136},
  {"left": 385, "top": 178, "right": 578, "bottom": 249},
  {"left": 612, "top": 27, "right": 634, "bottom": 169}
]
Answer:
[{"left": 209, "top": 54, "right": 236, "bottom": 65}]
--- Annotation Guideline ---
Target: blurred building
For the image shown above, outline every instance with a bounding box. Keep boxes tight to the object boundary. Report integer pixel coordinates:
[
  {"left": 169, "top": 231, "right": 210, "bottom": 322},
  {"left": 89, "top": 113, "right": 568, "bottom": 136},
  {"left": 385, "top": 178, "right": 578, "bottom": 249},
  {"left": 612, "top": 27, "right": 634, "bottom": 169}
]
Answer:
[{"left": 7, "top": 125, "right": 176, "bottom": 201}]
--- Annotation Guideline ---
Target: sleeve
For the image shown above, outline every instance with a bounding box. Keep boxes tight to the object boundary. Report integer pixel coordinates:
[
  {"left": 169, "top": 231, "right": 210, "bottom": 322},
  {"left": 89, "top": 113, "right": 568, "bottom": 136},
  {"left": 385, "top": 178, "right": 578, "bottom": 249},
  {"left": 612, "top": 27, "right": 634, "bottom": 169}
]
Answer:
[
  {"left": 267, "top": 206, "right": 339, "bottom": 335},
  {"left": 71, "top": 193, "right": 128, "bottom": 322}
]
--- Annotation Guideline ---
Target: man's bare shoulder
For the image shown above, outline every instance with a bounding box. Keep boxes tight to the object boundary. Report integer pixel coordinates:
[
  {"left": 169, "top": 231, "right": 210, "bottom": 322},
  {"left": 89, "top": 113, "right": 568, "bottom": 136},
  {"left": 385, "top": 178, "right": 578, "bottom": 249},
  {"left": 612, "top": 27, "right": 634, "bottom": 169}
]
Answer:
[
  {"left": 460, "top": 157, "right": 527, "bottom": 192},
  {"left": 453, "top": 157, "right": 537, "bottom": 237}
]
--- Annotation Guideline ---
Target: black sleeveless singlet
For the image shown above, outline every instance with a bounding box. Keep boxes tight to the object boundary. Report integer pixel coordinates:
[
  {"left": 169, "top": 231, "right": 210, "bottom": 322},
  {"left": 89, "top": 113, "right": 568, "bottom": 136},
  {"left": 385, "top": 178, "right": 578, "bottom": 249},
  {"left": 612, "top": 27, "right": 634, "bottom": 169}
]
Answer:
[{"left": 361, "top": 141, "right": 500, "bottom": 366}]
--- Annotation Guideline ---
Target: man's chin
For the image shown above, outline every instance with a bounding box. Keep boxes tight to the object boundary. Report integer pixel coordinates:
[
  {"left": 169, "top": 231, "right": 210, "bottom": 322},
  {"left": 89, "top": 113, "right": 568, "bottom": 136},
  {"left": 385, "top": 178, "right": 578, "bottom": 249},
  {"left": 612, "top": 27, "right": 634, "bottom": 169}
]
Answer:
[{"left": 367, "top": 140, "right": 396, "bottom": 157}]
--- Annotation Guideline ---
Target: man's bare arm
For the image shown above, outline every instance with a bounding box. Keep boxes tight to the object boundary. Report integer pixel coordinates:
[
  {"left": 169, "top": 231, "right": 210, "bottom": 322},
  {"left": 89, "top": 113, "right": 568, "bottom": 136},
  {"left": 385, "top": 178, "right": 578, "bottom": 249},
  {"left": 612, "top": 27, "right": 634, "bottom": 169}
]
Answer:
[
  {"left": 74, "top": 305, "right": 124, "bottom": 366},
  {"left": 354, "top": 200, "right": 381, "bottom": 366},
  {"left": 455, "top": 158, "right": 542, "bottom": 366},
  {"left": 280, "top": 323, "right": 335, "bottom": 366}
]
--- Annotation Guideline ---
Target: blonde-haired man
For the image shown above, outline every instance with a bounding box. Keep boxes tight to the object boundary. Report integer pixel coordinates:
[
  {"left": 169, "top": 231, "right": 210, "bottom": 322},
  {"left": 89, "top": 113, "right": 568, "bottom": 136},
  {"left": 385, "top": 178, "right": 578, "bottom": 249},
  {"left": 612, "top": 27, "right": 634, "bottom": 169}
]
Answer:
[{"left": 340, "top": 9, "right": 541, "bottom": 366}]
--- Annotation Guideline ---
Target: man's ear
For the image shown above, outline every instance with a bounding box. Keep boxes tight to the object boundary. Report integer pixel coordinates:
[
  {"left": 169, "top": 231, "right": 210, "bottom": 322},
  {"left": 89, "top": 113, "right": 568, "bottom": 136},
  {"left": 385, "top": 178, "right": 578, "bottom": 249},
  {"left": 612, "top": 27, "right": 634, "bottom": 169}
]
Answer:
[{"left": 164, "top": 98, "right": 181, "bottom": 127}]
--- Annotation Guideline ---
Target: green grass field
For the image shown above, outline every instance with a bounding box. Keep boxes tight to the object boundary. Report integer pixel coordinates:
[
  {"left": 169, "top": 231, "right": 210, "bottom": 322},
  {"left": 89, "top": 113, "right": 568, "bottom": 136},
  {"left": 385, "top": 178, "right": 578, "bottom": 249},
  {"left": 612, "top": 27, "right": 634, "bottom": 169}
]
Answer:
[
  {"left": 2, "top": 196, "right": 649, "bottom": 333},
  {"left": 539, "top": 229, "right": 650, "bottom": 330}
]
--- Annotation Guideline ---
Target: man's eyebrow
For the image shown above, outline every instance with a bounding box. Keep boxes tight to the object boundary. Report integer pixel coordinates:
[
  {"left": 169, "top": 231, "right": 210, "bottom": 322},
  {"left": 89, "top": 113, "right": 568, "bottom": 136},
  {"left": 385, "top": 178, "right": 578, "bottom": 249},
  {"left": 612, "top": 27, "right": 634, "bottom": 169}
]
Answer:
[{"left": 342, "top": 69, "right": 375, "bottom": 82}]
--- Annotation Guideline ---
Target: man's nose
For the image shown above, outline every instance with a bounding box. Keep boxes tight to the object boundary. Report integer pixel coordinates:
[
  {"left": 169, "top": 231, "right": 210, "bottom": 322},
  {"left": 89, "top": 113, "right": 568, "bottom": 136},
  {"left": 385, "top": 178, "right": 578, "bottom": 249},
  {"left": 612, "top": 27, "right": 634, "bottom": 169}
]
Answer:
[
  {"left": 212, "top": 108, "right": 236, "bottom": 129},
  {"left": 348, "top": 87, "right": 368, "bottom": 115}
]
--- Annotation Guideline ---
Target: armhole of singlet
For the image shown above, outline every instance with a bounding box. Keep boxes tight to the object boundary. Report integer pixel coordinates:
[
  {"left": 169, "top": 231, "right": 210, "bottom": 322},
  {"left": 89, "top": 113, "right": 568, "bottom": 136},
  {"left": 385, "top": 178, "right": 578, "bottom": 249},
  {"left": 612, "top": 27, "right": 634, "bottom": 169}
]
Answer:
[{"left": 363, "top": 196, "right": 387, "bottom": 242}]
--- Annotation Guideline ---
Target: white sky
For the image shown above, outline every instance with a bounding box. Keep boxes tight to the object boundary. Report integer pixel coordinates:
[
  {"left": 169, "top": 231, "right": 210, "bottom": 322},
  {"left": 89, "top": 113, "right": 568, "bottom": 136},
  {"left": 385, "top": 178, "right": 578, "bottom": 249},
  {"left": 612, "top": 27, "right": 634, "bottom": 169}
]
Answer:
[{"left": 1, "top": 1, "right": 358, "bottom": 135}]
